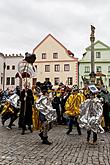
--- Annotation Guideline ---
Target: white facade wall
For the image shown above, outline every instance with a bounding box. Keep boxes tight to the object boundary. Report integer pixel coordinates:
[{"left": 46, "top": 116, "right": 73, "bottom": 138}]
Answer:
[{"left": 0, "top": 54, "right": 24, "bottom": 90}]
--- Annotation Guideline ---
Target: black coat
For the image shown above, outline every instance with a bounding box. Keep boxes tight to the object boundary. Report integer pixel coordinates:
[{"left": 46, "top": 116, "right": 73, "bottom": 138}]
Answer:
[{"left": 20, "top": 89, "right": 34, "bottom": 126}]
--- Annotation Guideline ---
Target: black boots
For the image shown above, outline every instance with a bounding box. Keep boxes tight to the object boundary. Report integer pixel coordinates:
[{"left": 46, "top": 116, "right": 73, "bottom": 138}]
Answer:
[
  {"left": 42, "top": 137, "right": 52, "bottom": 145},
  {"left": 39, "top": 131, "right": 52, "bottom": 145},
  {"left": 21, "top": 126, "right": 32, "bottom": 135},
  {"left": 66, "top": 129, "right": 72, "bottom": 135},
  {"left": 87, "top": 130, "right": 97, "bottom": 144},
  {"left": 1, "top": 118, "right": 5, "bottom": 126},
  {"left": 28, "top": 126, "right": 33, "bottom": 133},
  {"left": 39, "top": 132, "right": 43, "bottom": 140}
]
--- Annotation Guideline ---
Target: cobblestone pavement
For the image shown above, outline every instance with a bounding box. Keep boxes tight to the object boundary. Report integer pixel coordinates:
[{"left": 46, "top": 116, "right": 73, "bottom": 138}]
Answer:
[{"left": 0, "top": 119, "right": 110, "bottom": 165}]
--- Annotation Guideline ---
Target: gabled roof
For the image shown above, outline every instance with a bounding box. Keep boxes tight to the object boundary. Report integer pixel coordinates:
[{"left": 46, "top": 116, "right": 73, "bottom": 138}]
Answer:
[
  {"left": 86, "top": 40, "right": 110, "bottom": 50},
  {"left": 33, "top": 34, "right": 77, "bottom": 60}
]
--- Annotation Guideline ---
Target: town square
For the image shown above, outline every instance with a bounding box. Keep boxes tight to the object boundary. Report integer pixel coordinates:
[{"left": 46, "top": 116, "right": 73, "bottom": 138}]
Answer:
[{"left": 0, "top": 0, "right": 110, "bottom": 165}]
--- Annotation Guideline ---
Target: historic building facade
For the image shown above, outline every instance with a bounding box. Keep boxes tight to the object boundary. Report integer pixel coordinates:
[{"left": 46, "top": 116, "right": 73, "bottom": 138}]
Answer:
[
  {"left": 0, "top": 53, "right": 24, "bottom": 90},
  {"left": 79, "top": 40, "right": 110, "bottom": 90},
  {"left": 33, "top": 34, "right": 78, "bottom": 88}
]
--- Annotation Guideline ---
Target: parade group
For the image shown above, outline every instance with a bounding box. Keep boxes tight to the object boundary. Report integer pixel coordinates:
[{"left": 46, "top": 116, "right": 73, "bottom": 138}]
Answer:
[{"left": 0, "top": 79, "right": 110, "bottom": 145}]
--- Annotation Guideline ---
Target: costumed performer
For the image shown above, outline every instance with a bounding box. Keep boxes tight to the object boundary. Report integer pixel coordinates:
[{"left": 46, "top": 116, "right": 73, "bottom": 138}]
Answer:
[
  {"left": 78, "top": 85, "right": 104, "bottom": 144},
  {"left": 35, "top": 86, "right": 56, "bottom": 145},
  {"left": 65, "top": 85, "right": 85, "bottom": 135}
]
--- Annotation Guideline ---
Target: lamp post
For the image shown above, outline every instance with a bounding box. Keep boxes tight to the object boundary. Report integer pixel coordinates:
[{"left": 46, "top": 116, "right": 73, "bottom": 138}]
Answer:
[
  {"left": 89, "top": 25, "right": 96, "bottom": 84},
  {"left": 3, "top": 62, "right": 6, "bottom": 91}
]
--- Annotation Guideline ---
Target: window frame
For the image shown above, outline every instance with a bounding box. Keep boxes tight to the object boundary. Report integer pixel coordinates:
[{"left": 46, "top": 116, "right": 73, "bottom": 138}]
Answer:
[
  {"left": 96, "top": 66, "right": 101, "bottom": 72},
  {"left": 45, "top": 65, "right": 50, "bottom": 72},
  {"left": 6, "top": 77, "right": 10, "bottom": 85},
  {"left": 67, "top": 77, "right": 73, "bottom": 85},
  {"left": 108, "top": 66, "right": 110, "bottom": 73},
  {"left": 7, "top": 65, "right": 10, "bottom": 70},
  {"left": 12, "top": 65, "right": 15, "bottom": 70},
  {"left": 64, "top": 64, "right": 70, "bottom": 71},
  {"left": 53, "top": 53, "right": 58, "bottom": 59},
  {"left": 54, "top": 64, "right": 60, "bottom": 72},
  {"left": 85, "top": 66, "right": 90, "bottom": 73},
  {"left": 42, "top": 53, "right": 46, "bottom": 59},
  {"left": 96, "top": 52, "right": 101, "bottom": 58},
  {"left": 11, "top": 77, "right": 15, "bottom": 85}
]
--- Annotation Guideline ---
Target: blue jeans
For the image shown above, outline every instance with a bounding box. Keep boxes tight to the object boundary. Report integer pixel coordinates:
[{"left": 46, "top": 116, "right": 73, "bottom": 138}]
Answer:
[{"left": 67, "top": 116, "right": 81, "bottom": 135}]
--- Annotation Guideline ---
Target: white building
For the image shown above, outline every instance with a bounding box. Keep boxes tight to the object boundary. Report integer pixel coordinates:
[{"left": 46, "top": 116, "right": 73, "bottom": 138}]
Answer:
[
  {"left": 0, "top": 53, "right": 24, "bottom": 90},
  {"left": 79, "top": 40, "right": 110, "bottom": 90},
  {"left": 33, "top": 34, "right": 78, "bottom": 88}
]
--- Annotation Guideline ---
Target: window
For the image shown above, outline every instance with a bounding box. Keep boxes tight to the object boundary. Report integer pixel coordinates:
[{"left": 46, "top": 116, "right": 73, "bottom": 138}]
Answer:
[
  {"left": 32, "top": 78, "right": 37, "bottom": 85},
  {"left": 64, "top": 64, "right": 70, "bottom": 71},
  {"left": 54, "top": 64, "right": 60, "bottom": 72},
  {"left": 1, "top": 77, "right": 3, "bottom": 85},
  {"left": 7, "top": 65, "right": 10, "bottom": 70},
  {"left": 96, "top": 66, "right": 101, "bottom": 72},
  {"left": 85, "top": 66, "right": 90, "bottom": 73},
  {"left": 54, "top": 77, "right": 59, "bottom": 85},
  {"left": 67, "top": 77, "right": 73, "bottom": 85},
  {"left": 109, "top": 79, "right": 110, "bottom": 87},
  {"left": 108, "top": 66, "right": 110, "bottom": 72},
  {"left": 12, "top": 65, "right": 15, "bottom": 70},
  {"left": 11, "top": 77, "right": 15, "bottom": 85},
  {"left": 6, "top": 77, "right": 10, "bottom": 85},
  {"left": 96, "top": 52, "right": 101, "bottom": 58},
  {"left": 53, "top": 53, "right": 58, "bottom": 59},
  {"left": 42, "top": 53, "right": 46, "bottom": 59},
  {"left": 45, "top": 65, "right": 50, "bottom": 72}
]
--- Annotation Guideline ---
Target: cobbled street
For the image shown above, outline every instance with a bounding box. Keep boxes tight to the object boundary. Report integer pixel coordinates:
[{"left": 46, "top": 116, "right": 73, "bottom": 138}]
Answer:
[{"left": 0, "top": 119, "right": 110, "bottom": 165}]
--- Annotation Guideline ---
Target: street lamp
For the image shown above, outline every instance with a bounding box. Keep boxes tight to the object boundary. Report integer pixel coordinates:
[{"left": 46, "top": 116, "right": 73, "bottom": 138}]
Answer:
[{"left": 89, "top": 25, "right": 96, "bottom": 84}]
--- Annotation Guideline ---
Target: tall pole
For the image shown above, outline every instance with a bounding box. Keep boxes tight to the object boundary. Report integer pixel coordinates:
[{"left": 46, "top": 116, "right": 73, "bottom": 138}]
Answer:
[
  {"left": 3, "top": 62, "right": 6, "bottom": 91},
  {"left": 89, "top": 25, "right": 96, "bottom": 84}
]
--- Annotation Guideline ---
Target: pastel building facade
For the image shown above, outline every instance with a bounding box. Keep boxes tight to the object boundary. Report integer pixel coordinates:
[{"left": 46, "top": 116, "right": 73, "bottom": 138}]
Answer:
[
  {"left": 79, "top": 40, "right": 110, "bottom": 90},
  {"left": 33, "top": 34, "right": 78, "bottom": 88}
]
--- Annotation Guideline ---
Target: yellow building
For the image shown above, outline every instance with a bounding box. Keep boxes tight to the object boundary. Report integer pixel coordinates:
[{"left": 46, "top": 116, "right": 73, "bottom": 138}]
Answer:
[{"left": 32, "top": 34, "right": 78, "bottom": 88}]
